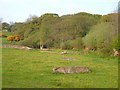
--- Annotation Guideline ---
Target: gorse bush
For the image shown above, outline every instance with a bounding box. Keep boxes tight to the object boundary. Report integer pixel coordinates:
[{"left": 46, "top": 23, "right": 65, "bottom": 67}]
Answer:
[
  {"left": 7, "top": 35, "right": 22, "bottom": 42},
  {"left": 0, "top": 33, "right": 7, "bottom": 37},
  {"left": 7, "top": 35, "right": 14, "bottom": 41}
]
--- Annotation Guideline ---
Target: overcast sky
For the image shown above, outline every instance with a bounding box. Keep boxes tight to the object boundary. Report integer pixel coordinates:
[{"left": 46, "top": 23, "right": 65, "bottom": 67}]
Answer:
[{"left": 0, "top": 0, "right": 119, "bottom": 23}]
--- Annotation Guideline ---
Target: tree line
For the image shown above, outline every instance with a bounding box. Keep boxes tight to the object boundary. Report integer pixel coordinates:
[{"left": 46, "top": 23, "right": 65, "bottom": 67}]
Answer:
[{"left": 2, "top": 12, "right": 119, "bottom": 56}]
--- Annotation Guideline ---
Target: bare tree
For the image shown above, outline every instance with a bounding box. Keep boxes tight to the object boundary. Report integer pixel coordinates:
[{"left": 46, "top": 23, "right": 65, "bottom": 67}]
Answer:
[
  {"left": 26, "top": 14, "right": 38, "bottom": 22},
  {"left": 9, "top": 21, "right": 14, "bottom": 25}
]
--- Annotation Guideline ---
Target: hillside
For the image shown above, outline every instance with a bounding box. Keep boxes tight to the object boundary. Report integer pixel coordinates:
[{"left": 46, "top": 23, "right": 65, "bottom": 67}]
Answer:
[{"left": 1, "top": 12, "right": 119, "bottom": 56}]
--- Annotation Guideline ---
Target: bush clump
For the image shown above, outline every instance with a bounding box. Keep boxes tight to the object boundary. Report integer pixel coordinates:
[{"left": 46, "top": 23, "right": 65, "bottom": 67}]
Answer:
[
  {"left": 7, "top": 35, "right": 22, "bottom": 42},
  {"left": 0, "top": 33, "right": 7, "bottom": 37}
]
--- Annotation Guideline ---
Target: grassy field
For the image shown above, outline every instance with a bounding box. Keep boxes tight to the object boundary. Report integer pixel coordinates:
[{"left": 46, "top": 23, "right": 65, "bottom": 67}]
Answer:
[
  {"left": 1, "top": 38, "right": 17, "bottom": 45},
  {"left": 1, "top": 31, "right": 118, "bottom": 88},
  {"left": 2, "top": 48, "right": 118, "bottom": 88}
]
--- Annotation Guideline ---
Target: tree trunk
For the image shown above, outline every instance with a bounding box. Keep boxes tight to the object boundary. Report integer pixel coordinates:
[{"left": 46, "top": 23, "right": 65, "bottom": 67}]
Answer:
[{"left": 40, "top": 45, "right": 43, "bottom": 50}]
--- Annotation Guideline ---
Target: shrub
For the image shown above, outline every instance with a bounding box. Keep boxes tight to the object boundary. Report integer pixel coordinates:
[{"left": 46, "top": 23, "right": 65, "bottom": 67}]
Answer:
[
  {"left": 97, "top": 43, "right": 113, "bottom": 57},
  {"left": 97, "top": 47, "right": 113, "bottom": 57},
  {"left": 60, "top": 41, "right": 72, "bottom": 50},
  {"left": 18, "top": 34, "right": 40, "bottom": 48},
  {"left": 83, "top": 22, "right": 116, "bottom": 51},
  {"left": 60, "top": 38, "right": 83, "bottom": 50},
  {"left": 70, "top": 38, "right": 83, "bottom": 49},
  {"left": 7, "top": 35, "right": 22, "bottom": 42},
  {"left": 13, "top": 35, "right": 22, "bottom": 41},
  {"left": 7, "top": 35, "right": 14, "bottom": 41},
  {"left": 111, "top": 35, "right": 120, "bottom": 52},
  {"left": 0, "top": 33, "right": 7, "bottom": 37}
]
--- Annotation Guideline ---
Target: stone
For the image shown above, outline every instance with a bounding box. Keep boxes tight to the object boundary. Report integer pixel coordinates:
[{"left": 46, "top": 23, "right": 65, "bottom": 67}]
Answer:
[{"left": 53, "top": 67, "right": 91, "bottom": 74}]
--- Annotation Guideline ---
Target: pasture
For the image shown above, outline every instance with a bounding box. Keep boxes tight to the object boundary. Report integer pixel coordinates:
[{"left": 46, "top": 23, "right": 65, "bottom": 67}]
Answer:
[{"left": 2, "top": 48, "right": 118, "bottom": 88}]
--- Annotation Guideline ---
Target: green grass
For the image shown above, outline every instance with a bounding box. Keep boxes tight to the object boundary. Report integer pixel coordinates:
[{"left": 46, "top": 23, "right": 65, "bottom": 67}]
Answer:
[
  {"left": 1, "top": 31, "right": 118, "bottom": 88},
  {"left": 2, "top": 48, "right": 118, "bottom": 88},
  {"left": 1, "top": 38, "right": 17, "bottom": 45}
]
